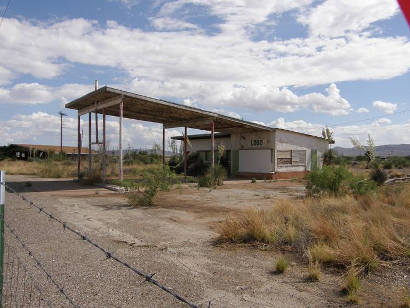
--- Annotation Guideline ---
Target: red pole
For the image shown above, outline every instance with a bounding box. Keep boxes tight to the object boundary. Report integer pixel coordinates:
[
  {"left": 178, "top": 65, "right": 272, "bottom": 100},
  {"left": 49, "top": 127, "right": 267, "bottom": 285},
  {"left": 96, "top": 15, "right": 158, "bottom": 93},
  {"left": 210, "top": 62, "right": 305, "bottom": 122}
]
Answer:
[
  {"left": 184, "top": 126, "right": 188, "bottom": 177},
  {"left": 88, "top": 112, "right": 92, "bottom": 175},
  {"left": 102, "top": 109, "right": 106, "bottom": 183},
  {"left": 211, "top": 121, "right": 215, "bottom": 170},
  {"left": 77, "top": 113, "right": 81, "bottom": 180}
]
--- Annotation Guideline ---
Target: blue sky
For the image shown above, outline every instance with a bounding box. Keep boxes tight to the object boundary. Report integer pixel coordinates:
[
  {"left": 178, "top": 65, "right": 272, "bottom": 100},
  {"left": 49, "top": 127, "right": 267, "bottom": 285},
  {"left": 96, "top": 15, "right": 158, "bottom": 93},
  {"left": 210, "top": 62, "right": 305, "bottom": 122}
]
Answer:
[{"left": 0, "top": 0, "right": 409, "bottom": 148}]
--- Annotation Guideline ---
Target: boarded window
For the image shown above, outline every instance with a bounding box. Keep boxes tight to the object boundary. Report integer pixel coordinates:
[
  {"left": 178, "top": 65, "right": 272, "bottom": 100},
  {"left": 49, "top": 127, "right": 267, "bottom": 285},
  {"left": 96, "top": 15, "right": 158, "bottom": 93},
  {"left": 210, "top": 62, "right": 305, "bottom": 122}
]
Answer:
[
  {"left": 291, "top": 150, "right": 306, "bottom": 166},
  {"left": 277, "top": 150, "right": 291, "bottom": 165},
  {"left": 277, "top": 150, "right": 306, "bottom": 166}
]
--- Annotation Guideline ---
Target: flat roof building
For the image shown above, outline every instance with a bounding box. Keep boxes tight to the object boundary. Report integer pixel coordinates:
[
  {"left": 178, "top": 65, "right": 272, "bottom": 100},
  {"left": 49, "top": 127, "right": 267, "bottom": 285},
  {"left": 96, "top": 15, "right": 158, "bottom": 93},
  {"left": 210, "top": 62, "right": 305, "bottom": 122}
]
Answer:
[{"left": 66, "top": 86, "right": 328, "bottom": 181}]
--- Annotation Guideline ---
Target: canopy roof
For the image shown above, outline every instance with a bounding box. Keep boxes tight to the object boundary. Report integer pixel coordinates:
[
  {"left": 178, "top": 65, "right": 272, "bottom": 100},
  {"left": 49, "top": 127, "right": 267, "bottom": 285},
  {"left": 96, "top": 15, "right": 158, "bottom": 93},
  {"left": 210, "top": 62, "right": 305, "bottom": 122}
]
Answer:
[{"left": 65, "top": 86, "right": 272, "bottom": 133}]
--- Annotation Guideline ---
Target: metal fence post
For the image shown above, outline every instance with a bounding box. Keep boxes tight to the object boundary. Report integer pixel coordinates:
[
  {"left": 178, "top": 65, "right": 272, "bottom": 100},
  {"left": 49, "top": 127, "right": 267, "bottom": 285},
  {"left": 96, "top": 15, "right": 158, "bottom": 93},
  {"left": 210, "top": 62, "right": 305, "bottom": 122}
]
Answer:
[{"left": 0, "top": 170, "right": 5, "bottom": 308}]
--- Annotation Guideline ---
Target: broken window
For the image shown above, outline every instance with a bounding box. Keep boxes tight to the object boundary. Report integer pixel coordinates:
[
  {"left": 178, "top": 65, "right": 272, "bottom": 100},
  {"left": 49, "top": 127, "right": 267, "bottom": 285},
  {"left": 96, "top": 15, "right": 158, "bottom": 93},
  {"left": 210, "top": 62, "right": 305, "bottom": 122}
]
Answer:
[{"left": 277, "top": 150, "right": 306, "bottom": 166}]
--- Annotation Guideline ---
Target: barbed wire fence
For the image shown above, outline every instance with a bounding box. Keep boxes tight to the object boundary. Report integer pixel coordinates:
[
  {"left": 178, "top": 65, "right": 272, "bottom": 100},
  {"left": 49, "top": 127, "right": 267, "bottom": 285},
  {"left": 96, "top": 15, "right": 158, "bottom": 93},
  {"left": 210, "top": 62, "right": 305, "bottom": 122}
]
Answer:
[{"left": 0, "top": 172, "right": 206, "bottom": 308}]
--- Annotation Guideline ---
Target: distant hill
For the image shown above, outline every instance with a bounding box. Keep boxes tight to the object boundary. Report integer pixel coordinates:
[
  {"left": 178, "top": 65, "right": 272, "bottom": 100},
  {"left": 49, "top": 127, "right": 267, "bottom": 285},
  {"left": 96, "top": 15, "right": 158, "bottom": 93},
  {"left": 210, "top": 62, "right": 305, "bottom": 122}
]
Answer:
[{"left": 333, "top": 144, "right": 410, "bottom": 157}]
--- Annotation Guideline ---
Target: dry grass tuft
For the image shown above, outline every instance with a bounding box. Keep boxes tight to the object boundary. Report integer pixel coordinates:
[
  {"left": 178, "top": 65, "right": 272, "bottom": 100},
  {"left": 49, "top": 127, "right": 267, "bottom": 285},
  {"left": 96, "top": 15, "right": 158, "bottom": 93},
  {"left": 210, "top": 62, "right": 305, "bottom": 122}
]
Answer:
[
  {"left": 275, "top": 257, "right": 289, "bottom": 274},
  {"left": 217, "top": 184, "right": 410, "bottom": 273},
  {"left": 307, "top": 260, "right": 321, "bottom": 282}
]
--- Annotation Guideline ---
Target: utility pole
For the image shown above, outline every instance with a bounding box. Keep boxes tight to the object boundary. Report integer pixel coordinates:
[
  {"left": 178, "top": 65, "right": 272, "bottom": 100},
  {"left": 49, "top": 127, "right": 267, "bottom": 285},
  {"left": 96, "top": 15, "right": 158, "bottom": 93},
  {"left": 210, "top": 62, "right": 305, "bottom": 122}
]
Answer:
[{"left": 58, "top": 111, "right": 67, "bottom": 155}]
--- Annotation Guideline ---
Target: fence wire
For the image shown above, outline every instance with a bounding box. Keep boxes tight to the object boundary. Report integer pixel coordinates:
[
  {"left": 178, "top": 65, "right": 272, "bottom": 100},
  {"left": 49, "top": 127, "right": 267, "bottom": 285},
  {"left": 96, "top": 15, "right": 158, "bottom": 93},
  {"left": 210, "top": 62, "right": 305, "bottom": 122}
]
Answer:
[
  {"left": 1, "top": 181, "right": 200, "bottom": 308},
  {"left": 2, "top": 243, "right": 53, "bottom": 308}
]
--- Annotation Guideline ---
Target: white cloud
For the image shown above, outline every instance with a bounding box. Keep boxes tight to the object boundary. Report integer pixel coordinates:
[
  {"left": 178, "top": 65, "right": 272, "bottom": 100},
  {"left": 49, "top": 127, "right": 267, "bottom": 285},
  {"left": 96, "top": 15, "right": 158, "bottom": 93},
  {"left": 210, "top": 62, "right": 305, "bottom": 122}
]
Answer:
[
  {"left": 150, "top": 17, "right": 198, "bottom": 31},
  {"left": 109, "top": 0, "right": 139, "bottom": 8},
  {"left": 203, "top": 83, "right": 351, "bottom": 115},
  {"left": 373, "top": 117, "right": 391, "bottom": 125},
  {"left": 299, "top": 0, "right": 399, "bottom": 37},
  {"left": 373, "top": 100, "right": 397, "bottom": 114},
  {"left": 357, "top": 107, "right": 369, "bottom": 113},
  {"left": 0, "top": 16, "right": 409, "bottom": 109},
  {"left": 0, "top": 83, "right": 92, "bottom": 105}
]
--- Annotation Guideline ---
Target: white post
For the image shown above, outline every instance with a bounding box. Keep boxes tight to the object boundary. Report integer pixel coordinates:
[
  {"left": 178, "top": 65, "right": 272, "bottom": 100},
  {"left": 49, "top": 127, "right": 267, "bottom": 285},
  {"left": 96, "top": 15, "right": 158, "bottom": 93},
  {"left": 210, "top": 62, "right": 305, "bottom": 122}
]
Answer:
[{"left": 0, "top": 171, "right": 4, "bottom": 205}]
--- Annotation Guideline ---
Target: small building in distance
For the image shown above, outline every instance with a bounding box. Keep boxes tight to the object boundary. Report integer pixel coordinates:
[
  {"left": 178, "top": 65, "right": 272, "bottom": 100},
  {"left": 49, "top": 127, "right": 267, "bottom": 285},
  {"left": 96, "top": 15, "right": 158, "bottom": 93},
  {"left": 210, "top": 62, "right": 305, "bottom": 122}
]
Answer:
[
  {"left": 172, "top": 128, "right": 328, "bottom": 179},
  {"left": 6, "top": 144, "right": 93, "bottom": 160}
]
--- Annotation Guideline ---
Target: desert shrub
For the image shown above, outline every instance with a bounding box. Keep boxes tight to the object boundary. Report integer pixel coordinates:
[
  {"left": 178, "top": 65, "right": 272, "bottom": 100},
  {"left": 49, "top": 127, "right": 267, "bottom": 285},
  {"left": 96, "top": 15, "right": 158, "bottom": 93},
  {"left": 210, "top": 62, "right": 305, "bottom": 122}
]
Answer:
[
  {"left": 275, "top": 257, "right": 289, "bottom": 274},
  {"left": 251, "top": 178, "right": 256, "bottom": 183},
  {"left": 323, "top": 150, "right": 334, "bottom": 165},
  {"left": 369, "top": 165, "right": 387, "bottom": 185},
  {"left": 349, "top": 176, "right": 377, "bottom": 195},
  {"left": 383, "top": 160, "right": 393, "bottom": 169},
  {"left": 82, "top": 169, "right": 102, "bottom": 185},
  {"left": 198, "top": 165, "right": 226, "bottom": 188},
  {"left": 306, "top": 165, "right": 377, "bottom": 196},
  {"left": 130, "top": 165, "right": 176, "bottom": 207}
]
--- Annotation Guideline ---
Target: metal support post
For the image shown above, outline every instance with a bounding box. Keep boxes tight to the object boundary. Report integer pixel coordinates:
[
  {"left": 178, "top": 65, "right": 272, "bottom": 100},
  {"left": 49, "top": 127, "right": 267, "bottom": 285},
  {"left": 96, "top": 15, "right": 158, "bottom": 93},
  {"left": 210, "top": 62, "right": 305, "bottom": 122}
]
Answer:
[
  {"left": 102, "top": 109, "right": 106, "bottom": 183},
  {"left": 119, "top": 100, "right": 123, "bottom": 181},
  {"left": 184, "top": 126, "right": 188, "bottom": 178},
  {"left": 211, "top": 121, "right": 215, "bottom": 170},
  {"left": 162, "top": 125, "right": 165, "bottom": 166},
  {"left": 77, "top": 114, "right": 81, "bottom": 180}
]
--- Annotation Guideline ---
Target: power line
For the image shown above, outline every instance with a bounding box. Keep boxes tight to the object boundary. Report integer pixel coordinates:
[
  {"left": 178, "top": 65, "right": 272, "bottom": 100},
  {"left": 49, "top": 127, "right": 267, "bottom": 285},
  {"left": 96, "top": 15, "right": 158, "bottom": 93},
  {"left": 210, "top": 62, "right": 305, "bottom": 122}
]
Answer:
[
  {"left": 0, "top": 0, "right": 12, "bottom": 28},
  {"left": 327, "top": 107, "right": 410, "bottom": 127}
]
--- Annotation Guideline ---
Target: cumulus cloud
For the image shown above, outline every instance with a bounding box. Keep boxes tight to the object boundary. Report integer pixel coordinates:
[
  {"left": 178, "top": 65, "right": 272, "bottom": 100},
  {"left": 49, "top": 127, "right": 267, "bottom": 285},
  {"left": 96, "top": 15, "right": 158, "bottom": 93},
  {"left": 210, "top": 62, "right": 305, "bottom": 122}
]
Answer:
[
  {"left": 299, "top": 0, "right": 399, "bottom": 37},
  {"left": 357, "top": 107, "right": 369, "bottom": 113},
  {"left": 373, "top": 100, "right": 397, "bottom": 114},
  {"left": 0, "top": 15, "right": 409, "bottom": 110},
  {"left": 206, "top": 83, "right": 351, "bottom": 115},
  {"left": 150, "top": 17, "right": 198, "bottom": 31},
  {"left": 0, "top": 83, "right": 92, "bottom": 105}
]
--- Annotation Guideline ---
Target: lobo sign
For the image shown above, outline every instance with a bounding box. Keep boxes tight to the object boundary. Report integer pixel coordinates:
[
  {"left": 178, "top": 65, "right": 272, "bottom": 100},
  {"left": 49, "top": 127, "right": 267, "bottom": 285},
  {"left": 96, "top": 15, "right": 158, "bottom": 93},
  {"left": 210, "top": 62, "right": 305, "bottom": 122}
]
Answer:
[{"left": 251, "top": 139, "right": 263, "bottom": 146}]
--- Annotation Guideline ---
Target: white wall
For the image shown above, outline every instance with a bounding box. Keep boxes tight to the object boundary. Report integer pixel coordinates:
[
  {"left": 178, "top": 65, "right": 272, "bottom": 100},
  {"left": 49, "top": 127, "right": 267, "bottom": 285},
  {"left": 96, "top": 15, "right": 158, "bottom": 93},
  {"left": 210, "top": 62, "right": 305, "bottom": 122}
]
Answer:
[
  {"left": 239, "top": 149, "right": 273, "bottom": 173},
  {"left": 188, "top": 137, "right": 231, "bottom": 151},
  {"left": 275, "top": 129, "right": 328, "bottom": 171}
]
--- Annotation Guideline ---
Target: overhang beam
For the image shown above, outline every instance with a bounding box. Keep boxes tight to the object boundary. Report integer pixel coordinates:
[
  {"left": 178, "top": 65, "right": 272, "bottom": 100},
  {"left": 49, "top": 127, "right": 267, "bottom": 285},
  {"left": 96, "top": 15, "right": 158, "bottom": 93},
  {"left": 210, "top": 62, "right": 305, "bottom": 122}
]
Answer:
[
  {"left": 79, "top": 95, "right": 123, "bottom": 116},
  {"left": 164, "top": 117, "right": 215, "bottom": 129}
]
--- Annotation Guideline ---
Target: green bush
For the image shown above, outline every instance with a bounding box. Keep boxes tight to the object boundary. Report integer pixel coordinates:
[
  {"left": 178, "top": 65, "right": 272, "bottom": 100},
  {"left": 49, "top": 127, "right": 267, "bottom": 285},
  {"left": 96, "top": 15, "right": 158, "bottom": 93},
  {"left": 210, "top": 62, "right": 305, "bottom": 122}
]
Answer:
[
  {"left": 251, "top": 177, "right": 256, "bottom": 183},
  {"left": 370, "top": 166, "right": 387, "bottom": 185},
  {"left": 306, "top": 165, "right": 377, "bottom": 196},
  {"left": 131, "top": 165, "right": 176, "bottom": 206},
  {"left": 198, "top": 165, "right": 226, "bottom": 188}
]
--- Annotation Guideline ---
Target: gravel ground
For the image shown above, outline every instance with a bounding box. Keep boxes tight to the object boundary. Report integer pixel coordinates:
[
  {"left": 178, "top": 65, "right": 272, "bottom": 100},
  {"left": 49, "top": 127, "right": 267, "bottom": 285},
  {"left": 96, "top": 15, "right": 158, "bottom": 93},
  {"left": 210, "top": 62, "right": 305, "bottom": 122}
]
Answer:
[{"left": 1, "top": 175, "right": 357, "bottom": 307}]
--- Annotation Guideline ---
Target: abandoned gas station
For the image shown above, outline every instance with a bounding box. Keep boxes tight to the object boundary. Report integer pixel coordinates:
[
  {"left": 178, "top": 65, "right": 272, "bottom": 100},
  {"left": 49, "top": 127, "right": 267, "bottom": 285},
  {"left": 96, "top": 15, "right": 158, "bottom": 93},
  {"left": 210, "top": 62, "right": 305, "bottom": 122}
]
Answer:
[{"left": 65, "top": 85, "right": 328, "bottom": 181}]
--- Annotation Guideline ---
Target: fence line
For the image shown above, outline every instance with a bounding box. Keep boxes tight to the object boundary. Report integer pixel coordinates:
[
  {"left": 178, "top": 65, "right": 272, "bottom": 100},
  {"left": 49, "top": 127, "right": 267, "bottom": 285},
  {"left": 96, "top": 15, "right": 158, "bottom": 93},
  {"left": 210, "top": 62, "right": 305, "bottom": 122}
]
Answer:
[
  {"left": 4, "top": 221, "right": 77, "bottom": 307},
  {"left": 3, "top": 243, "right": 53, "bottom": 308},
  {"left": 3, "top": 182, "right": 199, "bottom": 308}
]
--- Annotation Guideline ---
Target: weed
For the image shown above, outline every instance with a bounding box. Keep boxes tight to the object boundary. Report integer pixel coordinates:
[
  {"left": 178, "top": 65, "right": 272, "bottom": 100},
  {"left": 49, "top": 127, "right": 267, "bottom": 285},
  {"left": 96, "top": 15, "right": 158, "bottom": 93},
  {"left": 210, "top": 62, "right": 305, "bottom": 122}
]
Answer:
[
  {"left": 307, "top": 261, "right": 321, "bottom": 282},
  {"left": 198, "top": 165, "right": 226, "bottom": 188},
  {"left": 275, "top": 257, "right": 289, "bottom": 274},
  {"left": 251, "top": 178, "right": 256, "bottom": 183},
  {"left": 308, "top": 243, "right": 335, "bottom": 264},
  {"left": 342, "top": 269, "right": 360, "bottom": 303},
  {"left": 127, "top": 165, "right": 176, "bottom": 207}
]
